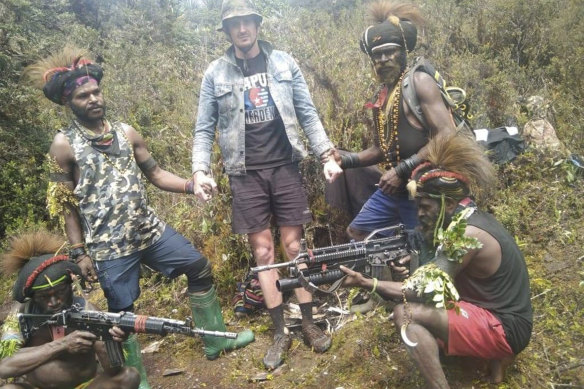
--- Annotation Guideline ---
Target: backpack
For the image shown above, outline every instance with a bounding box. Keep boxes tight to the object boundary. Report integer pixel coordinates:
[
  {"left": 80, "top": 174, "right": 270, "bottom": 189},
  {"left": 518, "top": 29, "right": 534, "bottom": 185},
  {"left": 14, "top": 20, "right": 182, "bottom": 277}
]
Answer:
[{"left": 401, "top": 56, "right": 472, "bottom": 134}]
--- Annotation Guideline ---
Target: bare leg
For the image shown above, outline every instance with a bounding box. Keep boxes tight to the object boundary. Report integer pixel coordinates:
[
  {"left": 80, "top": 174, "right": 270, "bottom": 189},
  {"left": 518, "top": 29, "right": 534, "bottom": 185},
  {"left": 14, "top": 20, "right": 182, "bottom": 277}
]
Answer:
[
  {"left": 88, "top": 367, "right": 140, "bottom": 389},
  {"left": 346, "top": 225, "right": 369, "bottom": 241},
  {"left": 248, "top": 228, "right": 282, "bottom": 309},
  {"left": 279, "top": 226, "right": 311, "bottom": 305},
  {"left": 488, "top": 356, "right": 515, "bottom": 383},
  {"left": 392, "top": 303, "right": 451, "bottom": 389}
]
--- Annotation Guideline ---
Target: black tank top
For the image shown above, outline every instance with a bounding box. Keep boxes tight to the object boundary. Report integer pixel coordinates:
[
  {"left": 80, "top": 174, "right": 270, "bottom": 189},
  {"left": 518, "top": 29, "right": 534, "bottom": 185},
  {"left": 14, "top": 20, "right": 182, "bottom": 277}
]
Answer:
[
  {"left": 392, "top": 94, "right": 429, "bottom": 163},
  {"left": 456, "top": 211, "right": 533, "bottom": 354}
]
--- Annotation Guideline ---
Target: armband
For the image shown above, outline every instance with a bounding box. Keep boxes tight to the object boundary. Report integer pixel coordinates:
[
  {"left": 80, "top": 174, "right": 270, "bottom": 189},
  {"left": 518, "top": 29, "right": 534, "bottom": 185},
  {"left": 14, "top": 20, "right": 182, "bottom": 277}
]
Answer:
[
  {"left": 137, "top": 156, "right": 158, "bottom": 172},
  {"left": 340, "top": 153, "right": 361, "bottom": 169}
]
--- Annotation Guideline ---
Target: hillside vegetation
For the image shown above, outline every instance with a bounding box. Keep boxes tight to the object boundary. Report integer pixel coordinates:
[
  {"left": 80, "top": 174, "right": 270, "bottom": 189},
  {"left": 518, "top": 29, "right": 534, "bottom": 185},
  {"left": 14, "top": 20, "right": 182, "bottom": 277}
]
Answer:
[{"left": 0, "top": 0, "right": 582, "bottom": 388}]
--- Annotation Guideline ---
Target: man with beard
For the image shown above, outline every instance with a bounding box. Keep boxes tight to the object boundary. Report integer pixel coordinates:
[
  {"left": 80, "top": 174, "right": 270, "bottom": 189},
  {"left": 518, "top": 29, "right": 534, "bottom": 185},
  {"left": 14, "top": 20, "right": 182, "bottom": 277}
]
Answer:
[
  {"left": 333, "top": 1, "right": 455, "bottom": 241},
  {"left": 0, "top": 231, "right": 140, "bottom": 389},
  {"left": 25, "top": 48, "right": 254, "bottom": 389},
  {"left": 191, "top": 0, "right": 343, "bottom": 370},
  {"left": 341, "top": 134, "right": 533, "bottom": 388}
]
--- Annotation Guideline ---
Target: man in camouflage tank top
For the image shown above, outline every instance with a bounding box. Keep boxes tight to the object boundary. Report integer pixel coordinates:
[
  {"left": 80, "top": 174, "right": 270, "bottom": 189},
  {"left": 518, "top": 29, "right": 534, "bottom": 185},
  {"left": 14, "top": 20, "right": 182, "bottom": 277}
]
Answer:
[{"left": 25, "top": 48, "right": 254, "bottom": 389}]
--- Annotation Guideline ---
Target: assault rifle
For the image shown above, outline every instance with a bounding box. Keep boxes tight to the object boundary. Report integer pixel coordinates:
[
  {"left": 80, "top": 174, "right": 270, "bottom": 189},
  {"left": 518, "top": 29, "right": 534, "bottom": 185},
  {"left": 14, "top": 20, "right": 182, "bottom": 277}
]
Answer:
[
  {"left": 251, "top": 225, "right": 414, "bottom": 293},
  {"left": 17, "top": 305, "right": 237, "bottom": 367}
]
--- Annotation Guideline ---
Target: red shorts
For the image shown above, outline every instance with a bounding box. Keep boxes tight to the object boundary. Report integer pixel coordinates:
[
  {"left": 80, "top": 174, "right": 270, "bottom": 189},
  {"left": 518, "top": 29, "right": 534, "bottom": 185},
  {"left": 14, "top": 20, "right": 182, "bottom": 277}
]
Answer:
[{"left": 443, "top": 301, "right": 513, "bottom": 360}]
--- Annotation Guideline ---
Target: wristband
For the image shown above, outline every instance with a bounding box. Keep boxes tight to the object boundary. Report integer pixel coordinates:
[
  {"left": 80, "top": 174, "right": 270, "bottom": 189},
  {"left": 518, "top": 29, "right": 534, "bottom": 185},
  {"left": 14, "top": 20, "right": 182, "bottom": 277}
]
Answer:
[
  {"left": 395, "top": 155, "right": 422, "bottom": 180},
  {"left": 184, "top": 179, "right": 195, "bottom": 194},
  {"left": 340, "top": 153, "right": 361, "bottom": 169},
  {"left": 69, "top": 246, "right": 87, "bottom": 262},
  {"left": 371, "top": 277, "right": 378, "bottom": 294}
]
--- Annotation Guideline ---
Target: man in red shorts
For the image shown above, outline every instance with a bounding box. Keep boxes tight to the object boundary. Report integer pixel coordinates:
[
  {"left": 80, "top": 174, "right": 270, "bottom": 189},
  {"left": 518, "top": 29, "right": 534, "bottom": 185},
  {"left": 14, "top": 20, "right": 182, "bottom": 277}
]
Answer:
[{"left": 341, "top": 134, "right": 533, "bottom": 388}]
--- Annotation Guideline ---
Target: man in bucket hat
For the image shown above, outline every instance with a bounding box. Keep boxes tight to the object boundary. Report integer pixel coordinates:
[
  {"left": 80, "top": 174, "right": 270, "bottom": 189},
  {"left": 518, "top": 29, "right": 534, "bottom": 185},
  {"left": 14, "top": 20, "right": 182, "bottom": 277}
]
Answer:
[{"left": 191, "top": 0, "right": 343, "bottom": 370}]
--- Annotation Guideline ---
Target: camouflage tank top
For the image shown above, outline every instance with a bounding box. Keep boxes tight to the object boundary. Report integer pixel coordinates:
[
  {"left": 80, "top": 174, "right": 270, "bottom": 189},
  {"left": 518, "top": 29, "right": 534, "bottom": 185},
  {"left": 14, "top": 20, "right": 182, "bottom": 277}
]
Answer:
[{"left": 63, "top": 121, "right": 165, "bottom": 261}]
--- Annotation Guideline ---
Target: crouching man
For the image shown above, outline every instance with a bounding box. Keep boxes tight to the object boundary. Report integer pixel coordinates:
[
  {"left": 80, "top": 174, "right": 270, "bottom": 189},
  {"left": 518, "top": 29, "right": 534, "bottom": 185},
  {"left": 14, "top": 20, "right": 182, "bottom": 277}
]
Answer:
[
  {"left": 0, "top": 231, "right": 140, "bottom": 389},
  {"left": 341, "top": 134, "right": 533, "bottom": 388}
]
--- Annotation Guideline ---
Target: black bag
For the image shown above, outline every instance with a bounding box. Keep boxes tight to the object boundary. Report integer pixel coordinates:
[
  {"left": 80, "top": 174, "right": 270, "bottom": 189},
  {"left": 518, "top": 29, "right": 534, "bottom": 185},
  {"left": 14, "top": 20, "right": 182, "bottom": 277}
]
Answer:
[{"left": 473, "top": 126, "right": 525, "bottom": 164}]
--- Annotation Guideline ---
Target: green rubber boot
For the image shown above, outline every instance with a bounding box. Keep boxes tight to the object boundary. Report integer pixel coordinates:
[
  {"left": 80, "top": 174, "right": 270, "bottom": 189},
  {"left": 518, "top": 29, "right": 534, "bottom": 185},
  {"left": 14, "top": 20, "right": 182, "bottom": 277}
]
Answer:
[
  {"left": 123, "top": 334, "right": 151, "bottom": 389},
  {"left": 189, "top": 285, "right": 255, "bottom": 360}
]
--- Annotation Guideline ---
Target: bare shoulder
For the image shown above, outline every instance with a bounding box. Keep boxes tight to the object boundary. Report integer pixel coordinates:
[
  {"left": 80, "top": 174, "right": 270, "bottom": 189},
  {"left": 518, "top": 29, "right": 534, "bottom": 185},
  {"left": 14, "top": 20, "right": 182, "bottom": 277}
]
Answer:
[
  {"left": 466, "top": 224, "right": 498, "bottom": 246},
  {"left": 463, "top": 224, "right": 502, "bottom": 276},
  {"left": 51, "top": 132, "right": 71, "bottom": 148},
  {"left": 49, "top": 132, "right": 74, "bottom": 162},
  {"left": 412, "top": 71, "right": 441, "bottom": 99},
  {"left": 118, "top": 122, "right": 142, "bottom": 144}
]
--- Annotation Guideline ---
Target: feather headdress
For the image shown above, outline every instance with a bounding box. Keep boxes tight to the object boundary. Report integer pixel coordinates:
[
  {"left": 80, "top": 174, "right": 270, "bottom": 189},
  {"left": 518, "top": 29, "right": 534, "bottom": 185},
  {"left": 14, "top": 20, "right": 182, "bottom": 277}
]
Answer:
[
  {"left": 360, "top": 1, "right": 424, "bottom": 55},
  {"left": 1, "top": 231, "right": 66, "bottom": 275},
  {"left": 2, "top": 231, "right": 81, "bottom": 303},
  {"left": 23, "top": 46, "right": 91, "bottom": 90},
  {"left": 366, "top": 1, "right": 425, "bottom": 27},
  {"left": 408, "top": 133, "right": 497, "bottom": 206},
  {"left": 23, "top": 46, "right": 103, "bottom": 105}
]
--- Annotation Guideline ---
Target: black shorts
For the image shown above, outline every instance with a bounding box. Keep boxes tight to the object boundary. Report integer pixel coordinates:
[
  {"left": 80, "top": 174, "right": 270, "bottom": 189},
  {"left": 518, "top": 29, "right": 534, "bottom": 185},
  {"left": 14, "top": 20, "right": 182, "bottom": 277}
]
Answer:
[{"left": 229, "top": 164, "right": 312, "bottom": 234}]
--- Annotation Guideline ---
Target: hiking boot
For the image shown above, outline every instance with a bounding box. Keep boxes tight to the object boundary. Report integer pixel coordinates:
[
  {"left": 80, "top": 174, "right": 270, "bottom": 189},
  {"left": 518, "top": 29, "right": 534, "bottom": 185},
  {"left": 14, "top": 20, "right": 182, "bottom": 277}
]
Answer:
[
  {"left": 302, "top": 323, "right": 331, "bottom": 353},
  {"left": 263, "top": 333, "right": 292, "bottom": 370}
]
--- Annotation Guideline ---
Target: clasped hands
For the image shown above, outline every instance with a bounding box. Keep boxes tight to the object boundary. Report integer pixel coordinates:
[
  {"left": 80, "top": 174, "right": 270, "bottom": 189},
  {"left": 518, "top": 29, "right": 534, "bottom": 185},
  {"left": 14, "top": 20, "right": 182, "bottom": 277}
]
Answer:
[{"left": 192, "top": 171, "right": 218, "bottom": 202}]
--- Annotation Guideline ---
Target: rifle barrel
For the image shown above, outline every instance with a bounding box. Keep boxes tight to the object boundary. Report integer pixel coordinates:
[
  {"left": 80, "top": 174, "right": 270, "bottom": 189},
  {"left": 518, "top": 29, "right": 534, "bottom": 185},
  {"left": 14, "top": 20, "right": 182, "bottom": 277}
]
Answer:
[
  {"left": 250, "top": 261, "right": 293, "bottom": 273},
  {"left": 194, "top": 329, "right": 238, "bottom": 339}
]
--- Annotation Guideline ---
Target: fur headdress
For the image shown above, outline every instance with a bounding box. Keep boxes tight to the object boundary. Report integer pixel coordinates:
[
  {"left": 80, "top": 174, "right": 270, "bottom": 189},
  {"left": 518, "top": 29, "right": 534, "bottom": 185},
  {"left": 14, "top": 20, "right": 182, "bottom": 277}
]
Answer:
[
  {"left": 360, "top": 1, "right": 424, "bottom": 56},
  {"left": 407, "top": 134, "right": 497, "bottom": 206},
  {"left": 23, "top": 46, "right": 103, "bottom": 105},
  {"left": 2, "top": 231, "right": 81, "bottom": 303}
]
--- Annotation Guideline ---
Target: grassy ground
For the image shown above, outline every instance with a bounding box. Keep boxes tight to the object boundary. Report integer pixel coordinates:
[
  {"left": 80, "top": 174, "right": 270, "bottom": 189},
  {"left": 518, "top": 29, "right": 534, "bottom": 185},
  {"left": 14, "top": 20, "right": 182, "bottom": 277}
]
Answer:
[{"left": 1, "top": 150, "right": 582, "bottom": 389}]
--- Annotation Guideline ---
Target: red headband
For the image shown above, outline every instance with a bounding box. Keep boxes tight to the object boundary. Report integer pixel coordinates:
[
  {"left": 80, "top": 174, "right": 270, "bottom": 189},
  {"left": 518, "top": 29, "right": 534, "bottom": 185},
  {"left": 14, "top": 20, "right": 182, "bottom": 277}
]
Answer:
[{"left": 24, "top": 255, "right": 70, "bottom": 292}]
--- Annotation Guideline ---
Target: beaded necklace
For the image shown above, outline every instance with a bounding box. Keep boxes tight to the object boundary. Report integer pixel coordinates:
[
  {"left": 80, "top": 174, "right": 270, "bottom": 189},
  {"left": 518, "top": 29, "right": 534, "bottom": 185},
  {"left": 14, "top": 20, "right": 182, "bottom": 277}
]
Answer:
[
  {"left": 375, "top": 72, "right": 405, "bottom": 170},
  {"left": 73, "top": 120, "right": 134, "bottom": 174}
]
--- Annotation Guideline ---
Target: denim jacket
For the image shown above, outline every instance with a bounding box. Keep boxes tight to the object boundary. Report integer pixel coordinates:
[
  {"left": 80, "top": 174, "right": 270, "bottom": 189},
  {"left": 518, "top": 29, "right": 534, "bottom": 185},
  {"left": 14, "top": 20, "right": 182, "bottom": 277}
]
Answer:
[{"left": 192, "top": 40, "right": 333, "bottom": 176}]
